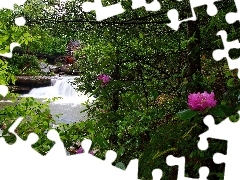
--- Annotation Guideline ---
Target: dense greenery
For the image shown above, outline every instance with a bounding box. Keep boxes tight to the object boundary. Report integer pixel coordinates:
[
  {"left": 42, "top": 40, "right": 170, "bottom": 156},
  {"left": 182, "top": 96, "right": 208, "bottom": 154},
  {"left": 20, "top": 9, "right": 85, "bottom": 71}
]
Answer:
[{"left": 0, "top": 0, "right": 240, "bottom": 179}]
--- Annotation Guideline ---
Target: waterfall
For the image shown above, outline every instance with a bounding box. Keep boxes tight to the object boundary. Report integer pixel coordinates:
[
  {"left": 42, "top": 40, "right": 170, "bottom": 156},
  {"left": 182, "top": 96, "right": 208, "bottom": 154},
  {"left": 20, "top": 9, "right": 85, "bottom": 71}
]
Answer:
[
  {"left": 22, "top": 76, "right": 95, "bottom": 124},
  {"left": 24, "top": 76, "right": 78, "bottom": 98}
]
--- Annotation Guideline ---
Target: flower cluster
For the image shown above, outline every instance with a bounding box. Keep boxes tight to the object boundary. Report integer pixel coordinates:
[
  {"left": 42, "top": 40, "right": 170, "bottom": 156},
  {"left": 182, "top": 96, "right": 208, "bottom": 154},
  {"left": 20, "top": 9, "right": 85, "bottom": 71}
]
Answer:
[
  {"left": 187, "top": 91, "right": 217, "bottom": 111},
  {"left": 97, "top": 74, "right": 110, "bottom": 86},
  {"left": 76, "top": 146, "right": 95, "bottom": 155}
]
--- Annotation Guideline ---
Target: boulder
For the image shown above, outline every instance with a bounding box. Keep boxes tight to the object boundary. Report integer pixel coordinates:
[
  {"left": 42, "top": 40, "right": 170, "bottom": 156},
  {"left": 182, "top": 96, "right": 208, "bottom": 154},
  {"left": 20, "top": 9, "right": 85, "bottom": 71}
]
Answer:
[
  {"left": 8, "top": 85, "right": 30, "bottom": 93},
  {"left": 60, "top": 64, "right": 72, "bottom": 73},
  {"left": 15, "top": 76, "right": 52, "bottom": 87},
  {"left": 40, "top": 62, "right": 58, "bottom": 73}
]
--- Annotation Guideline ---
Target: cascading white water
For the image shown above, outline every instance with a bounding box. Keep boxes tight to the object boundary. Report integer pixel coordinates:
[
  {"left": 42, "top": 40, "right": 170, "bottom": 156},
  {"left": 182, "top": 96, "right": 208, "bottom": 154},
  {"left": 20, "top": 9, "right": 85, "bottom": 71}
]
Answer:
[
  {"left": 25, "top": 76, "right": 78, "bottom": 97},
  {"left": 22, "top": 76, "right": 95, "bottom": 124}
]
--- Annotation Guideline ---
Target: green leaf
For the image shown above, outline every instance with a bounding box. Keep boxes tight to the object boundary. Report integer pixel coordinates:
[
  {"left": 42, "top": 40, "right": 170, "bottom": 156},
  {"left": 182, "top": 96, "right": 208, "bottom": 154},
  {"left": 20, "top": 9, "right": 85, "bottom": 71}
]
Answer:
[
  {"left": 43, "top": 121, "right": 48, "bottom": 128},
  {"left": 229, "top": 114, "right": 239, "bottom": 122},
  {"left": 177, "top": 109, "right": 198, "bottom": 120},
  {"left": 139, "top": 32, "right": 144, "bottom": 39},
  {"left": 218, "top": 104, "right": 232, "bottom": 115},
  {"left": 99, "top": 58, "right": 111, "bottom": 70},
  {"left": 73, "top": 135, "right": 78, "bottom": 140},
  {"left": 115, "top": 162, "right": 126, "bottom": 170},
  {"left": 209, "top": 106, "right": 226, "bottom": 117},
  {"left": 227, "top": 78, "right": 234, "bottom": 87},
  {"left": 117, "top": 146, "right": 125, "bottom": 157},
  {"left": 94, "top": 135, "right": 109, "bottom": 148},
  {"left": 150, "top": 89, "right": 158, "bottom": 99}
]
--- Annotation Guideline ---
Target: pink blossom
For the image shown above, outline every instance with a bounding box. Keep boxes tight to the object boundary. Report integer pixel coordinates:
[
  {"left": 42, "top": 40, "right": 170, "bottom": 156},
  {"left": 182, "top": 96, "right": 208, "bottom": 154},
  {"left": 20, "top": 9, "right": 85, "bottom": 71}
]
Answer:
[
  {"left": 187, "top": 91, "right": 217, "bottom": 111},
  {"left": 76, "top": 147, "right": 84, "bottom": 154},
  {"left": 97, "top": 74, "right": 110, "bottom": 86},
  {"left": 76, "top": 147, "right": 94, "bottom": 155}
]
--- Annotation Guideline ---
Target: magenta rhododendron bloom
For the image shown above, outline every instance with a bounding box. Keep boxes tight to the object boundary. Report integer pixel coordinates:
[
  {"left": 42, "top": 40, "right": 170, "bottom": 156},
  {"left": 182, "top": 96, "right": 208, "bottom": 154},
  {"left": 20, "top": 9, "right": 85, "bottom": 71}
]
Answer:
[
  {"left": 76, "top": 147, "right": 84, "bottom": 154},
  {"left": 97, "top": 74, "right": 110, "bottom": 86},
  {"left": 76, "top": 147, "right": 94, "bottom": 155},
  {"left": 187, "top": 91, "right": 217, "bottom": 111}
]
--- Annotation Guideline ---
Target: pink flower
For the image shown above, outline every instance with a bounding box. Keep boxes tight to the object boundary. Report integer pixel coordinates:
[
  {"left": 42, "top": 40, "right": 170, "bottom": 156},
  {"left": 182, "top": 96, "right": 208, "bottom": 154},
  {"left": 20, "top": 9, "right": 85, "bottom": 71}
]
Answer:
[
  {"left": 76, "top": 147, "right": 84, "bottom": 154},
  {"left": 187, "top": 91, "right": 217, "bottom": 111},
  {"left": 97, "top": 74, "right": 110, "bottom": 86},
  {"left": 76, "top": 147, "right": 94, "bottom": 155}
]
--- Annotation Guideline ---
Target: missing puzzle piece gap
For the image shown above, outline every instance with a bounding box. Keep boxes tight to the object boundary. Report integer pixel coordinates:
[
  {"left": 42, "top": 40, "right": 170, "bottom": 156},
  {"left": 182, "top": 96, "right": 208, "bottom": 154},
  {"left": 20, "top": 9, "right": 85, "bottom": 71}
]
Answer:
[
  {"left": 198, "top": 115, "right": 215, "bottom": 151},
  {"left": 225, "top": 0, "right": 240, "bottom": 24},
  {"left": 8, "top": 117, "right": 24, "bottom": 135},
  {"left": 198, "top": 137, "right": 209, "bottom": 151},
  {"left": 81, "top": 138, "right": 92, "bottom": 153},
  {"left": 0, "top": 0, "right": 27, "bottom": 10},
  {"left": 15, "top": 17, "right": 26, "bottom": 26},
  {"left": 46, "top": 129, "right": 67, "bottom": 157},
  {"left": 0, "top": 42, "right": 21, "bottom": 58},
  {"left": 213, "top": 152, "right": 225, "bottom": 164},
  {"left": 212, "top": 30, "right": 240, "bottom": 78},
  {"left": 166, "top": 155, "right": 209, "bottom": 179},
  {"left": 0, "top": 85, "right": 9, "bottom": 97},
  {"left": 152, "top": 169, "right": 163, "bottom": 180},
  {"left": 81, "top": 0, "right": 125, "bottom": 21},
  {"left": 167, "top": 0, "right": 221, "bottom": 31},
  {"left": 131, "top": 0, "right": 161, "bottom": 11},
  {"left": 125, "top": 159, "right": 139, "bottom": 179},
  {"left": 105, "top": 150, "right": 117, "bottom": 164},
  {"left": 197, "top": 167, "right": 209, "bottom": 180},
  {"left": 26, "top": 133, "right": 39, "bottom": 145}
]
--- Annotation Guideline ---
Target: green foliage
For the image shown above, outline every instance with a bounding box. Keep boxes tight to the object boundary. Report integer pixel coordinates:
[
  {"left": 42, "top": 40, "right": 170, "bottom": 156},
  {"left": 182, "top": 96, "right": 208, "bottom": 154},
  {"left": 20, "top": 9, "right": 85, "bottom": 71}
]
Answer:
[
  {"left": 7, "top": 54, "right": 42, "bottom": 75},
  {"left": 0, "top": 59, "right": 16, "bottom": 85},
  {"left": 177, "top": 109, "right": 198, "bottom": 120},
  {"left": 0, "top": 9, "right": 41, "bottom": 53},
  {"left": 0, "top": 95, "right": 59, "bottom": 154},
  {"left": 0, "top": 1, "right": 239, "bottom": 180}
]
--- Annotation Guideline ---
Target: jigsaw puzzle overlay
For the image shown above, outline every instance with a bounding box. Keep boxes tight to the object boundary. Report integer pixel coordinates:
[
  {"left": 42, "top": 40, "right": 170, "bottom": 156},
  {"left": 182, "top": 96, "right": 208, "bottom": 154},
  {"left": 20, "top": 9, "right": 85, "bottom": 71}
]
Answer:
[
  {"left": 0, "top": 0, "right": 240, "bottom": 179},
  {"left": 0, "top": 1, "right": 26, "bottom": 58}
]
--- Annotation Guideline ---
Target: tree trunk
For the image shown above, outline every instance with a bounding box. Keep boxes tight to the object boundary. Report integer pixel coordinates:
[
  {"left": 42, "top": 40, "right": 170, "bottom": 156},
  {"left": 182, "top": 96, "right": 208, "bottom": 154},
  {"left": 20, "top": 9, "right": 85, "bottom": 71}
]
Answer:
[{"left": 187, "top": 20, "right": 202, "bottom": 93}]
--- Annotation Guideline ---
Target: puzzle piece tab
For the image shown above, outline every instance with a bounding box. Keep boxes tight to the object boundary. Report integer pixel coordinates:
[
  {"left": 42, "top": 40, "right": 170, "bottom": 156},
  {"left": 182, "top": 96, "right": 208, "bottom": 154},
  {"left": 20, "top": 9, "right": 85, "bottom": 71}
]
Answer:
[
  {"left": 166, "top": 155, "right": 209, "bottom": 180},
  {"left": 7, "top": 117, "right": 42, "bottom": 158},
  {"left": 225, "top": 0, "right": 240, "bottom": 24},
  {"left": 152, "top": 169, "right": 163, "bottom": 180},
  {"left": 212, "top": 30, "right": 240, "bottom": 78},
  {"left": 167, "top": 0, "right": 222, "bottom": 31},
  {"left": 0, "top": 0, "right": 27, "bottom": 10},
  {"left": 0, "top": 85, "right": 9, "bottom": 97},
  {"left": 46, "top": 129, "right": 67, "bottom": 157},
  {"left": 0, "top": 1, "right": 26, "bottom": 58},
  {"left": 0, "top": 117, "right": 141, "bottom": 179},
  {"left": 131, "top": 0, "right": 161, "bottom": 11},
  {"left": 82, "top": 0, "right": 125, "bottom": 21},
  {"left": 198, "top": 112, "right": 240, "bottom": 180},
  {"left": 15, "top": 17, "right": 26, "bottom": 26},
  {"left": 0, "top": 42, "right": 21, "bottom": 58}
]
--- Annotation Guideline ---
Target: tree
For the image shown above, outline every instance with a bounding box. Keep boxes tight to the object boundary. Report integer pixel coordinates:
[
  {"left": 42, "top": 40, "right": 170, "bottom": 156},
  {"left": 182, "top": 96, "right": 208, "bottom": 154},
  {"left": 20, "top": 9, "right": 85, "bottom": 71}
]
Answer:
[{"left": 1, "top": 1, "right": 239, "bottom": 179}]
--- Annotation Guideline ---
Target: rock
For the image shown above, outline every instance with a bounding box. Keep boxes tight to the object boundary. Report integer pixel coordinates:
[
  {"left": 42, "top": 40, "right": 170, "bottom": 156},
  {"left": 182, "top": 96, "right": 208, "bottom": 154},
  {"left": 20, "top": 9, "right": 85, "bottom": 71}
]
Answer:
[
  {"left": 15, "top": 76, "right": 52, "bottom": 87},
  {"left": 52, "top": 67, "right": 61, "bottom": 73},
  {"left": 69, "top": 70, "right": 80, "bottom": 75},
  {"left": 60, "top": 64, "right": 72, "bottom": 73},
  {"left": 8, "top": 85, "right": 30, "bottom": 93},
  {"left": 40, "top": 62, "right": 58, "bottom": 73},
  {"left": 39, "top": 62, "right": 49, "bottom": 73},
  {"left": 59, "top": 72, "right": 65, "bottom": 76}
]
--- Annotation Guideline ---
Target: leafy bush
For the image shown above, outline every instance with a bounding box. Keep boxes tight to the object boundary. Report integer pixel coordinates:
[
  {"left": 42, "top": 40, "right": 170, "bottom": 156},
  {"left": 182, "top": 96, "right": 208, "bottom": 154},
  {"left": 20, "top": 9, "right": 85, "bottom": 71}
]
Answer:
[
  {"left": 7, "top": 54, "right": 42, "bottom": 75},
  {"left": 0, "top": 94, "right": 60, "bottom": 155},
  {"left": 0, "top": 1, "right": 239, "bottom": 179}
]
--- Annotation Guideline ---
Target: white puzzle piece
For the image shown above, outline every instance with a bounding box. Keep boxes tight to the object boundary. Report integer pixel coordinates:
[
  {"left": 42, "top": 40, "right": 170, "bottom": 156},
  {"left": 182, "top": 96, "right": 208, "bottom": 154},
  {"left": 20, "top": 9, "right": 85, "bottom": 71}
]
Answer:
[
  {"left": 167, "top": 0, "right": 222, "bottom": 31},
  {"left": 198, "top": 112, "right": 240, "bottom": 180}
]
